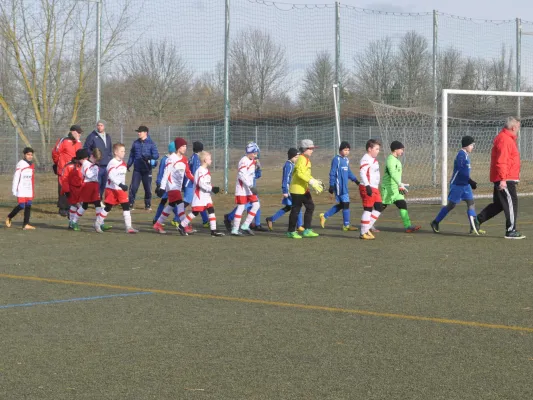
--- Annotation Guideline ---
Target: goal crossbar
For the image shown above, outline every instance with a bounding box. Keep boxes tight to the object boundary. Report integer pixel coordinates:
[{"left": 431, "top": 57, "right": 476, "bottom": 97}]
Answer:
[{"left": 441, "top": 89, "right": 533, "bottom": 205}]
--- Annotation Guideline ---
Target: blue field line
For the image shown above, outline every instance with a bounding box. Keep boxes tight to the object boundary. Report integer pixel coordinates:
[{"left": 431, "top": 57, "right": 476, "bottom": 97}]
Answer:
[{"left": 0, "top": 291, "right": 153, "bottom": 309}]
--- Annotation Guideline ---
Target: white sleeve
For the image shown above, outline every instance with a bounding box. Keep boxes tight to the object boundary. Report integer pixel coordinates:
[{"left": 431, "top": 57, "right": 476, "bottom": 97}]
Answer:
[
  {"left": 107, "top": 164, "right": 121, "bottom": 186},
  {"left": 237, "top": 161, "right": 250, "bottom": 189},
  {"left": 198, "top": 175, "right": 212, "bottom": 193},
  {"left": 360, "top": 160, "right": 371, "bottom": 186},
  {"left": 160, "top": 162, "right": 172, "bottom": 190},
  {"left": 12, "top": 165, "right": 21, "bottom": 196},
  {"left": 85, "top": 164, "right": 98, "bottom": 181}
]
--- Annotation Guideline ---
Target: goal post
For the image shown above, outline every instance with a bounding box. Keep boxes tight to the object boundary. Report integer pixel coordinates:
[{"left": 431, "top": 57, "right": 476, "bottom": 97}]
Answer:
[{"left": 441, "top": 89, "right": 533, "bottom": 205}]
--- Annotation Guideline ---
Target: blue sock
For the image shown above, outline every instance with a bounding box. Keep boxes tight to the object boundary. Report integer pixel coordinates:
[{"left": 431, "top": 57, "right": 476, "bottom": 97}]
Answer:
[
  {"left": 271, "top": 208, "right": 287, "bottom": 222},
  {"left": 200, "top": 210, "right": 208, "bottom": 224},
  {"left": 467, "top": 209, "right": 476, "bottom": 219},
  {"left": 297, "top": 211, "right": 303, "bottom": 228},
  {"left": 227, "top": 206, "right": 237, "bottom": 222},
  {"left": 342, "top": 209, "right": 350, "bottom": 226},
  {"left": 255, "top": 207, "right": 261, "bottom": 226},
  {"left": 324, "top": 204, "right": 341, "bottom": 219},
  {"left": 435, "top": 206, "right": 449, "bottom": 223},
  {"left": 173, "top": 205, "right": 179, "bottom": 222},
  {"left": 154, "top": 202, "right": 165, "bottom": 221}
]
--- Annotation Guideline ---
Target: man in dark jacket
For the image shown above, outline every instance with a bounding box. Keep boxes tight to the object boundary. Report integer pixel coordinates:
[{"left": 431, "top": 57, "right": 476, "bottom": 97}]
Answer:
[
  {"left": 477, "top": 117, "right": 525, "bottom": 239},
  {"left": 127, "top": 126, "right": 159, "bottom": 210},
  {"left": 84, "top": 120, "right": 113, "bottom": 197}
]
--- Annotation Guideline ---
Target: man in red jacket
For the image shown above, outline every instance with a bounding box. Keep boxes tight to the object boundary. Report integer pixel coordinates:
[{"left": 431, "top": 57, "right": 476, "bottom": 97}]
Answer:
[
  {"left": 52, "top": 125, "right": 83, "bottom": 217},
  {"left": 476, "top": 117, "right": 525, "bottom": 239}
]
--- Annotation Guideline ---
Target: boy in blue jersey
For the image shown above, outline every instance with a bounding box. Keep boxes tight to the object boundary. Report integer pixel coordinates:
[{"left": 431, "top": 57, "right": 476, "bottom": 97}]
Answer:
[
  {"left": 430, "top": 136, "right": 484, "bottom": 235},
  {"left": 265, "top": 148, "right": 304, "bottom": 231},
  {"left": 182, "top": 141, "right": 209, "bottom": 231},
  {"left": 153, "top": 142, "right": 180, "bottom": 225},
  {"left": 319, "top": 141, "right": 360, "bottom": 231}
]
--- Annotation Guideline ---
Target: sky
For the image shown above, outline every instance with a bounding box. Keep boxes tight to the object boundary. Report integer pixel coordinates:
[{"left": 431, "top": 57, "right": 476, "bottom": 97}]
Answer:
[{"left": 285, "top": 0, "right": 532, "bottom": 21}]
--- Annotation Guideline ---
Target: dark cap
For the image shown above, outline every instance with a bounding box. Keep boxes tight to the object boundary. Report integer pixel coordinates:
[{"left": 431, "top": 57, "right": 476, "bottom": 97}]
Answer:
[
  {"left": 390, "top": 141, "right": 404, "bottom": 151},
  {"left": 70, "top": 125, "right": 83, "bottom": 133},
  {"left": 461, "top": 136, "right": 475, "bottom": 147},
  {"left": 135, "top": 125, "right": 149, "bottom": 133},
  {"left": 339, "top": 141, "right": 351, "bottom": 151},
  {"left": 75, "top": 148, "right": 89, "bottom": 160},
  {"left": 287, "top": 147, "right": 299, "bottom": 159}
]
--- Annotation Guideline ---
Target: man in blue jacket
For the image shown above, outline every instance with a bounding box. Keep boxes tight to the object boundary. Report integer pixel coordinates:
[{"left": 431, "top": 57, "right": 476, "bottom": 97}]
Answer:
[
  {"left": 127, "top": 126, "right": 159, "bottom": 210},
  {"left": 83, "top": 120, "right": 113, "bottom": 197}
]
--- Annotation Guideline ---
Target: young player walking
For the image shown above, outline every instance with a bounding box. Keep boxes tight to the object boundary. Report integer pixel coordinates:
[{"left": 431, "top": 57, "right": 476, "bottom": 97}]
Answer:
[
  {"left": 153, "top": 142, "right": 180, "bottom": 226},
  {"left": 6, "top": 147, "right": 36, "bottom": 230},
  {"left": 177, "top": 151, "right": 224, "bottom": 237},
  {"left": 430, "top": 136, "right": 483, "bottom": 235},
  {"left": 60, "top": 148, "right": 87, "bottom": 229},
  {"left": 183, "top": 141, "right": 209, "bottom": 231},
  {"left": 380, "top": 141, "right": 420, "bottom": 233},
  {"left": 319, "top": 141, "right": 360, "bottom": 231},
  {"left": 359, "top": 139, "right": 383, "bottom": 240}
]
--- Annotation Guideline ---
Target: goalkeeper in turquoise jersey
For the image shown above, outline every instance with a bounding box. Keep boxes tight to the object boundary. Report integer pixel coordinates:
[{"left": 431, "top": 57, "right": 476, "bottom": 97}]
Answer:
[
  {"left": 430, "top": 136, "right": 484, "bottom": 235},
  {"left": 380, "top": 141, "right": 420, "bottom": 233},
  {"left": 319, "top": 141, "right": 360, "bottom": 231}
]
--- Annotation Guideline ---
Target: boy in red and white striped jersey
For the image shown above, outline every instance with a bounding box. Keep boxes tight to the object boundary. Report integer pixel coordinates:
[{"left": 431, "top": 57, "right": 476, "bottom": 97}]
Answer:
[
  {"left": 95, "top": 143, "right": 138, "bottom": 233},
  {"left": 6, "top": 147, "right": 36, "bottom": 230},
  {"left": 178, "top": 151, "right": 224, "bottom": 237},
  {"left": 359, "top": 139, "right": 382, "bottom": 240}
]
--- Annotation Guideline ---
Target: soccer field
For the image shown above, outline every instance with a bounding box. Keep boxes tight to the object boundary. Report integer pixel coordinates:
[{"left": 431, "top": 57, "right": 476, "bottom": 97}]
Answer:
[{"left": 1, "top": 197, "right": 533, "bottom": 399}]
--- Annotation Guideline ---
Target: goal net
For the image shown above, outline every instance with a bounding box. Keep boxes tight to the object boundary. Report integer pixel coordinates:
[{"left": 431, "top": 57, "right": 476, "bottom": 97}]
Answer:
[{"left": 372, "top": 90, "right": 533, "bottom": 205}]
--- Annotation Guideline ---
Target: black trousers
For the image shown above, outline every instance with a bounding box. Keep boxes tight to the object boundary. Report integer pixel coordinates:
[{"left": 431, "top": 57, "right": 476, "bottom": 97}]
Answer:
[
  {"left": 288, "top": 192, "right": 314, "bottom": 231},
  {"left": 477, "top": 181, "right": 518, "bottom": 232},
  {"left": 57, "top": 181, "right": 68, "bottom": 211},
  {"left": 129, "top": 169, "right": 152, "bottom": 208}
]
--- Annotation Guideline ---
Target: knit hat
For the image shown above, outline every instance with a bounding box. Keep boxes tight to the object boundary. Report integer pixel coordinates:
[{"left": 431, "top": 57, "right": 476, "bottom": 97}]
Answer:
[
  {"left": 300, "top": 139, "right": 316, "bottom": 150},
  {"left": 75, "top": 148, "right": 89, "bottom": 160},
  {"left": 168, "top": 141, "right": 176, "bottom": 153},
  {"left": 390, "top": 141, "right": 404, "bottom": 151},
  {"left": 339, "top": 141, "right": 350, "bottom": 151},
  {"left": 193, "top": 141, "right": 204, "bottom": 153},
  {"left": 96, "top": 120, "right": 106, "bottom": 126},
  {"left": 174, "top": 137, "right": 187, "bottom": 150},
  {"left": 287, "top": 148, "right": 299, "bottom": 159},
  {"left": 461, "top": 136, "right": 475, "bottom": 147}
]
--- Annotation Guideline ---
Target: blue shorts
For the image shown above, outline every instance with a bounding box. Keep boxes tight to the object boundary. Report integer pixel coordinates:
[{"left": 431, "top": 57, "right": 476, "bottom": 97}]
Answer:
[
  {"left": 183, "top": 187, "right": 194, "bottom": 204},
  {"left": 335, "top": 193, "right": 350, "bottom": 203},
  {"left": 282, "top": 196, "right": 293, "bottom": 207},
  {"left": 448, "top": 184, "right": 473, "bottom": 204}
]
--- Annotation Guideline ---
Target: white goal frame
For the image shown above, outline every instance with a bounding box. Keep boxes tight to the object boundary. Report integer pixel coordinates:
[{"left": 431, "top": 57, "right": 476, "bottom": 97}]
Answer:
[{"left": 441, "top": 89, "right": 533, "bottom": 205}]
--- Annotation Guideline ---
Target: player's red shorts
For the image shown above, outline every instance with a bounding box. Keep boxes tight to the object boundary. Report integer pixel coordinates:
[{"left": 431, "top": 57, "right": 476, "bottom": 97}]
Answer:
[
  {"left": 17, "top": 197, "right": 33, "bottom": 204},
  {"left": 192, "top": 203, "right": 213, "bottom": 213},
  {"left": 359, "top": 185, "right": 382, "bottom": 208},
  {"left": 235, "top": 195, "right": 258, "bottom": 204},
  {"left": 167, "top": 190, "right": 183, "bottom": 203},
  {"left": 104, "top": 188, "right": 129, "bottom": 205},
  {"left": 80, "top": 182, "right": 100, "bottom": 203},
  {"left": 66, "top": 186, "right": 82, "bottom": 205}
]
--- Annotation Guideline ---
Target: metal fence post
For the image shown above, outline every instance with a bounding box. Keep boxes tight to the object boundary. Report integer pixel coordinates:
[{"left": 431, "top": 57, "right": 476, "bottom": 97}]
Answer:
[
  {"left": 120, "top": 125, "right": 124, "bottom": 143},
  {"left": 295, "top": 125, "right": 298, "bottom": 147},
  {"left": 213, "top": 125, "right": 216, "bottom": 171},
  {"left": 223, "top": 0, "right": 230, "bottom": 193},
  {"left": 432, "top": 10, "right": 438, "bottom": 187}
]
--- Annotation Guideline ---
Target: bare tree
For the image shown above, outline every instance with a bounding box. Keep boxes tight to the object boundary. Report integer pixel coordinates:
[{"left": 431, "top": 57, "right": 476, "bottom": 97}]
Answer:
[
  {"left": 230, "top": 28, "right": 288, "bottom": 116},
  {"left": 437, "top": 47, "right": 463, "bottom": 94},
  {"left": 396, "top": 31, "right": 431, "bottom": 107},
  {"left": 120, "top": 40, "right": 192, "bottom": 125},
  {"left": 353, "top": 37, "right": 396, "bottom": 103}
]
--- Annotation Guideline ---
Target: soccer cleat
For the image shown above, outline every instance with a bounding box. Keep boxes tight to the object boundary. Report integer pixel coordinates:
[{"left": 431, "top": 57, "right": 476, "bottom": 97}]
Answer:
[
  {"left": 94, "top": 221, "right": 103, "bottom": 233},
  {"left": 469, "top": 216, "right": 485, "bottom": 235},
  {"left": 203, "top": 221, "right": 210, "bottom": 228},
  {"left": 286, "top": 231, "right": 302, "bottom": 239},
  {"left": 22, "top": 224, "right": 36, "bottom": 230},
  {"left": 430, "top": 220, "right": 440, "bottom": 233},
  {"left": 211, "top": 230, "right": 225, "bottom": 237},
  {"left": 101, "top": 224, "right": 112, "bottom": 231},
  {"left": 319, "top": 213, "right": 326, "bottom": 228},
  {"left": 68, "top": 221, "right": 73, "bottom": 230},
  {"left": 185, "top": 225, "right": 197, "bottom": 234},
  {"left": 144, "top": 207, "right": 152, "bottom": 211},
  {"left": 266, "top": 217, "right": 273, "bottom": 231},
  {"left": 177, "top": 224, "right": 188, "bottom": 236},
  {"left": 153, "top": 222, "right": 167, "bottom": 234},
  {"left": 405, "top": 225, "right": 421, "bottom": 233},
  {"left": 297, "top": 226, "right": 305, "bottom": 232},
  {"left": 240, "top": 224, "right": 255, "bottom": 236},
  {"left": 302, "top": 229, "right": 319, "bottom": 238},
  {"left": 5, "top": 217, "right": 12, "bottom": 228},
  {"left": 252, "top": 224, "right": 269, "bottom": 232},
  {"left": 359, "top": 232, "right": 375, "bottom": 240},
  {"left": 366, "top": 230, "right": 375, "bottom": 239},
  {"left": 170, "top": 220, "right": 179, "bottom": 227},
  {"left": 58, "top": 209, "right": 69, "bottom": 218},
  {"left": 72, "top": 222, "right": 81, "bottom": 232},
  {"left": 126, "top": 227, "right": 139, "bottom": 234},
  {"left": 224, "top": 214, "right": 232, "bottom": 232},
  {"left": 342, "top": 225, "right": 358, "bottom": 231},
  {"left": 370, "top": 227, "right": 380, "bottom": 233},
  {"left": 504, "top": 230, "right": 526, "bottom": 239},
  {"left": 231, "top": 228, "right": 243, "bottom": 236}
]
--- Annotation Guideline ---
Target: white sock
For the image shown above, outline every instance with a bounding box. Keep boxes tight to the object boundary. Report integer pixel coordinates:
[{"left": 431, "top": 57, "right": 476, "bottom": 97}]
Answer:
[
  {"left": 368, "top": 210, "right": 381, "bottom": 230},
  {"left": 123, "top": 210, "right": 132, "bottom": 228},
  {"left": 97, "top": 209, "right": 108, "bottom": 225},
  {"left": 209, "top": 213, "right": 216, "bottom": 230},
  {"left": 72, "top": 206, "right": 85, "bottom": 223},
  {"left": 157, "top": 205, "right": 173, "bottom": 224},
  {"left": 181, "top": 212, "right": 195, "bottom": 228},
  {"left": 177, "top": 203, "right": 185, "bottom": 221},
  {"left": 360, "top": 210, "right": 371, "bottom": 234},
  {"left": 243, "top": 202, "right": 260, "bottom": 227},
  {"left": 69, "top": 205, "right": 77, "bottom": 221},
  {"left": 233, "top": 204, "right": 245, "bottom": 229}
]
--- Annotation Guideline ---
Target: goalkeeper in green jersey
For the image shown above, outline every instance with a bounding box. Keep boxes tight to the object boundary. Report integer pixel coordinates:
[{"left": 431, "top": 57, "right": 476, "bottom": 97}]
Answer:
[{"left": 380, "top": 141, "right": 420, "bottom": 233}]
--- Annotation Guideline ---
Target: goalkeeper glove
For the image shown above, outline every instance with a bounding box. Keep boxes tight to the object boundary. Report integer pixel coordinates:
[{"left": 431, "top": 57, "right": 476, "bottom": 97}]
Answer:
[
  {"left": 328, "top": 186, "right": 335, "bottom": 195},
  {"left": 119, "top": 183, "right": 128, "bottom": 192},
  {"left": 352, "top": 178, "right": 360, "bottom": 185},
  {"left": 468, "top": 179, "right": 477, "bottom": 190},
  {"left": 212, "top": 186, "right": 220, "bottom": 194},
  {"left": 309, "top": 179, "right": 324, "bottom": 194},
  {"left": 399, "top": 183, "right": 409, "bottom": 194},
  {"left": 250, "top": 187, "right": 258, "bottom": 195},
  {"left": 365, "top": 185, "right": 373, "bottom": 197}
]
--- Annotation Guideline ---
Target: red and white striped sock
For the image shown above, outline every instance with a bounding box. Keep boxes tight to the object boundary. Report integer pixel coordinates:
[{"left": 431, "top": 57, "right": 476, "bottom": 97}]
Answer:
[
  {"left": 233, "top": 204, "right": 245, "bottom": 229},
  {"left": 368, "top": 210, "right": 381, "bottom": 230},
  {"left": 72, "top": 206, "right": 85, "bottom": 223},
  {"left": 157, "top": 205, "right": 173, "bottom": 225},
  {"left": 177, "top": 203, "right": 186, "bottom": 222},
  {"left": 69, "top": 205, "right": 77, "bottom": 221},
  {"left": 244, "top": 202, "right": 260, "bottom": 226},
  {"left": 96, "top": 209, "right": 108, "bottom": 225},
  {"left": 209, "top": 213, "right": 217, "bottom": 230},
  {"left": 181, "top": 212, "right": 195, "bottom": 228}
]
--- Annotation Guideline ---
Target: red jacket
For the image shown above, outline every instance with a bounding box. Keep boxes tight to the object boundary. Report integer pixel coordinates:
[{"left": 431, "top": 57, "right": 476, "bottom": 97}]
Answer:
[
  {"left": 60, "top": 162, "right": 84, "bottom": 194},
  {"left": 52, "top": 136, "right": 82, "bottom": 176},
  {"left": 489, "top": 128, "right": 520, "bottom": 183}
]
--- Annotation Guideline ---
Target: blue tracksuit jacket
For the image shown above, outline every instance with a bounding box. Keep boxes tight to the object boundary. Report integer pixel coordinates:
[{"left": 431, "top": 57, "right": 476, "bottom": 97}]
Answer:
[
  {"left": 329, "top": 155, "right": 358, "bottom": 197},
  {"left": 127, "top": 136, "right": 159, "bottom": 172},
  {"left": 449, "top": 149, "right": 471, "bottom": 186}
]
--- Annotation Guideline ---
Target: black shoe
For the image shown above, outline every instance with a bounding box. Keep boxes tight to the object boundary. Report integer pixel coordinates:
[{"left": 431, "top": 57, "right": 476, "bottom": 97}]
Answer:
[
  {"left": 211, "top": 230, "right": 225, "bottom": 237},
  {"left": 430, "top": 220, "right": 440, "bottom": 233},
  {"left": 59, "top": 209, "right": 69, "bottom": 218},
  {"left": 223, "top": 214, "right": 232, "bottom": 232},
  {"left": 252, "top": 224, "right": 269, "bottom": 232},
  {"left": 177, "top": 224, "right": 188, "bottom": 236},
  {"left": 505, "top": 230, "right": 526, "bottom": 239},
  {"left": 265, "top": 217, "right": 273, "bottom": 231}
]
